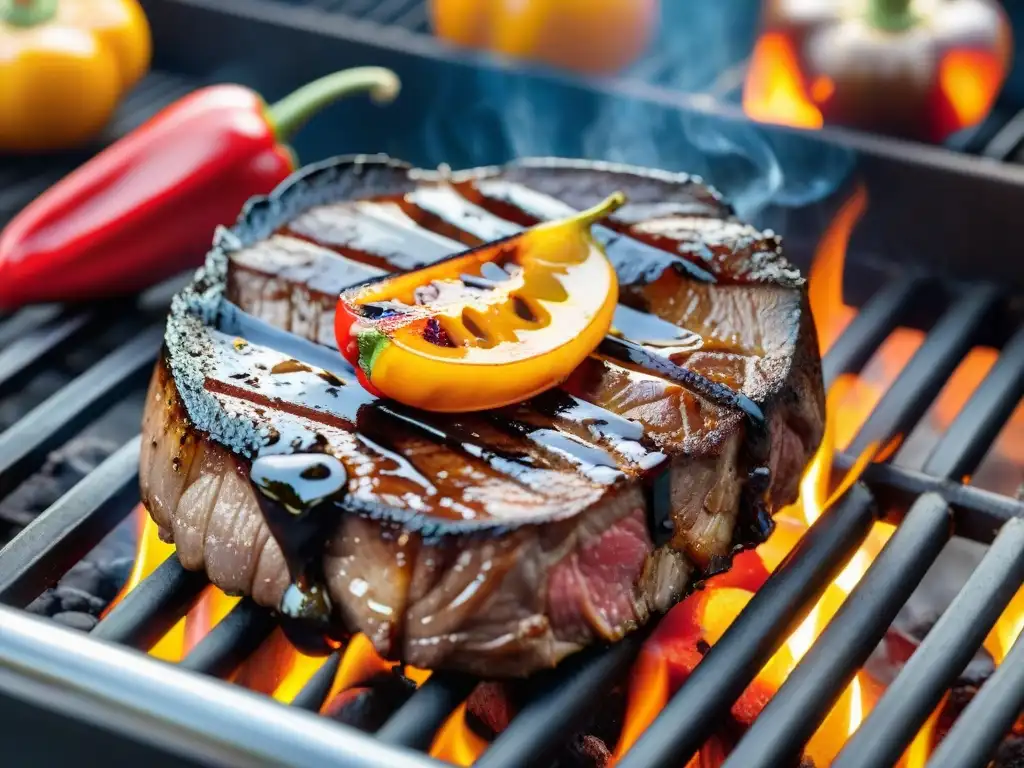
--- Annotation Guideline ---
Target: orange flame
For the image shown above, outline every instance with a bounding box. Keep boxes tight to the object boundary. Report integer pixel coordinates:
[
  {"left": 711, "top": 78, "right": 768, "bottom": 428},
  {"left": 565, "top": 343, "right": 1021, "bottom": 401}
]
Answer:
[
  {"left": 744, "top": 34, "right": 1005, "bottom": 139},
  {"left": 609, "top": 183, "right": 995, "bottom": 766},
  {"left": 113, "top": 175, "right": 1024, "bottom": 765},
  {"left": 430, "top": 702, "right": 489, "bottom": 767},
  {"left": 985, "top": 586, "right": 1024, "bottom": 665},
  {"left": 742, "top": 33, "right": 823, "bottom": 130},
  {"left": 938, "top": 50, "right": 1005, "bottom": 137},
  {"left": 320, "top": 633, "right": 395, "bottom": 712}
]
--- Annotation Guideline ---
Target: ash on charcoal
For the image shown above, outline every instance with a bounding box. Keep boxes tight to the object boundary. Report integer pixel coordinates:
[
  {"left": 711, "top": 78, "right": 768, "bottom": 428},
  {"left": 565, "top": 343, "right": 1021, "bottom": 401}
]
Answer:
[
  {"left": 25, "top": 515, "right": 135, "bottom": 622},
  {"left": 995, "top": 736, "right": 1024, "bottom": 768},
  {"left": 0, "top": 436, "right": 116, "bottom": 531},
  {"left": 52, "top": 612, "right": 99, "bottom": 632},
  {"left": 559, "top": 735, "right": 612, "bottom": 768},
  {"left": 325, "top": 668, "right": 417, "bottom": 732}
]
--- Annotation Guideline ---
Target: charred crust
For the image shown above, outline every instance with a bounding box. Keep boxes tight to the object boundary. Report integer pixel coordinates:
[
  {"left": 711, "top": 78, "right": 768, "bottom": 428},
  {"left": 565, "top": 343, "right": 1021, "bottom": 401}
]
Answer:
[{"left": 157, "top": 154, "right": 821, "bottom": 547}]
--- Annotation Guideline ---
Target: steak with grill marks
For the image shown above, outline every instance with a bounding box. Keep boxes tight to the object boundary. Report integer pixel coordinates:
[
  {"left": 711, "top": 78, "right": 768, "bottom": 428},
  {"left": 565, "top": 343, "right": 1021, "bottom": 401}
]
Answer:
[{"left": 139, "top": 156, "right": 825, "bottom": 676}]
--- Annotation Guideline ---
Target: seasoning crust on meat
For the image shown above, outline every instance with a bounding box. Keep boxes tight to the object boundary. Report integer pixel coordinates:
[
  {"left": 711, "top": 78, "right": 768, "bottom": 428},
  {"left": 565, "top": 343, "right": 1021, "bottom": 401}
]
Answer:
[{"left": 140, "top": 155, "right": 825, "bottom": 677}]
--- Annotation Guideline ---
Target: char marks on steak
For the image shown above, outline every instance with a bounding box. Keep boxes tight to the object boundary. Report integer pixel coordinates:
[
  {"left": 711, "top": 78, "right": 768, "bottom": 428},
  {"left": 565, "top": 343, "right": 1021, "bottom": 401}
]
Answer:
[{"left": 139, "top": 156, "right": 825, "bottom": 676}]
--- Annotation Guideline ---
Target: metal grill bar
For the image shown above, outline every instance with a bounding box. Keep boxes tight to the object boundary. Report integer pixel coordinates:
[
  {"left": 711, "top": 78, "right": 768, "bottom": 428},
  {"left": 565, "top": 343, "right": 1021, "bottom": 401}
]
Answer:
[
  {"left": 836, "top": 455, "right": 1023, "bottom": 541},
  {"left": 615, "top": 483, "right": 877, "bottom": 768},
  {"left": 477, "top": 631, "right": 648, "bottom": 768},
  {"left": 94, "top": 556, "right": 208, "bottom": 647},
  {"left": 292, "top": 652, "right": 340, "bottom": 712},
  {"left": 821, "top": 275, "right": 920, "bottom": 386},
  {"left": 0, "top": 604, "right": 443, "bottom": 768},
  {"left": 920, "top": 325, "right": 1024, "bottom": 479},
  {"left": 0, "top": 305, "right": 63, "bottom": 348},
  {"left": 0, "top": 325, "right": 161, "bottom": 500},
  {"left": 926, "top": 631, "right": 1024, "bottom": 768},
  {"left": 0, "top": 438, "right": 140, "bottom": 606},
  {"left": 721, "top": 493, "right": 951, "bottom": 768},
  {"left": 378, "top": 672, "right": 477, "bottom": 749},
  {"left": 832, "top": 516, "right": 1024, "bottom": 768},
  {"left": 0, "top": 312, "right": 93, "bottom": 398},
  {"left": 179, "top": 599, "right": 278, "bottom": 677},
  {"left": 847, "top": 284, "right": 999, "bottom": 456}
]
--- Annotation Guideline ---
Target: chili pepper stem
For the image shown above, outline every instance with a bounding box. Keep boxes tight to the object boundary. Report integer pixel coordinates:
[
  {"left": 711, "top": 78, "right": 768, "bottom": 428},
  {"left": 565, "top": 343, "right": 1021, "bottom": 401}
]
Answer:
[
  {"left": 570, "top": 192, "right": 628, "bottom": 229},
  {"left": 0, "top": 0, "right": 57, "bottom": 27},
  {"left": 266, "top": 67, "right": 401, "bottom": 144},
  {"left": 866, "top": 0, "right": 916, "bottom": 33}
]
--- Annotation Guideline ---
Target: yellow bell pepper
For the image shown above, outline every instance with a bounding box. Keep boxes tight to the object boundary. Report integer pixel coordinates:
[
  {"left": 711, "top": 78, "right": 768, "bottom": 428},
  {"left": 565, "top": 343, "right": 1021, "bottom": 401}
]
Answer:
[
  {"left": 336, "top": 193, "right": 625, "bottom": 413},
  {"left": 0, "top": 0, "right": 151, "bottom": 152},
  {"left": 429, "top": 0, "right": 658, "bottom": 76}
]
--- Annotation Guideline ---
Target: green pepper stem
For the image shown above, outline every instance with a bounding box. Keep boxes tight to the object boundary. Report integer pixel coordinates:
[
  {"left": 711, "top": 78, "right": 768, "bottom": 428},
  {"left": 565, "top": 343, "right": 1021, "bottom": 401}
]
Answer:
[
  {"left": 867, "top": 0, "right": 916, "bottom": 33},
  {"left": 572, "top": 192, "right": 628, "bottom": 229},
  {"left": 266, "top": 67, "right": 401, "bottom": 144},
  {"left": 0, "top": 0, "right": 57, "bottom": 27}
]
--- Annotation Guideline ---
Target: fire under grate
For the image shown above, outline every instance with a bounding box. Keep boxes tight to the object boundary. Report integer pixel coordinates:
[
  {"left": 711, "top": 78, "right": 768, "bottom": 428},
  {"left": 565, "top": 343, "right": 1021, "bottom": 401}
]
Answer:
[
  {"left": 0, "top": 248, "right": 1020, "bottom": 768},
  {"left": 0, "top": 3, "right": 1023, "bottom": 766}
]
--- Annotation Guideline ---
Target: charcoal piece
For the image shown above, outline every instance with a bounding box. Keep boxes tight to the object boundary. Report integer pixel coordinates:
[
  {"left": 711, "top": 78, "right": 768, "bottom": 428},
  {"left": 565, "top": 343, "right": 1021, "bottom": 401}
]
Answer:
[
  {"left": 26, "top": 589, "right": 60, "bottom": 617},
  {"left": 466, "top": 681, "right": 525, "bottom": 737},
  {"left": 58, "top": 561, "right": 104, "bottom": 599},
  {"left": 52, "top": 611, "right": 98, "bottom": 631},
  {"left": 0, "top": 436, "right": 117, "bottom": 535},
  {"left": 995, "top": 736, "right": 1024, "bottom": 768},
  {"left": 325, "top": 669, "right": 417, "bottom": 732},
  {"left": 558, "top": 734, "right": 611, "bottom": 768},
  {"left": 55, "top": 586, "right": 107, "bottom": 614},
  {"left": 96, "top": 556, "right": 134, "bottom": 599}
]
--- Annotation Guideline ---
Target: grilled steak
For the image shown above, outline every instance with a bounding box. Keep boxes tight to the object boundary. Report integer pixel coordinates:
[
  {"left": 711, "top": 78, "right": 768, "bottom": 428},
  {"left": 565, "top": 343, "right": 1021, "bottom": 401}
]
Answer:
[{"left": 140, "top": 156, "right": 825, "bottom": 676}]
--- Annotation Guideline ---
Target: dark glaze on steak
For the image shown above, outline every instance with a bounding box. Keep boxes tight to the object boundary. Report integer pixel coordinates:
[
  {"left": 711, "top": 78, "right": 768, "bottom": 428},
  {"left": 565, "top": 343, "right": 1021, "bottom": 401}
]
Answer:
[{"left": 140, "top": 155, "right": 825, "bottom": 677}]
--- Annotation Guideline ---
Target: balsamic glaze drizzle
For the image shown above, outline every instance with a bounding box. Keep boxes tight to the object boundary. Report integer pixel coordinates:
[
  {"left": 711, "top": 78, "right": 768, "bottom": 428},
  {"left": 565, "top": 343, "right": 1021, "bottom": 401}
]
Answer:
[
  {"left": 219, "top": 166, "right": 788, "bottom": 604},
  {"left": 250, "top": 453, "right": 349, "bottom": 646},
  {"left": 597, "top": 335, "right": 765, "bottom": 429}
]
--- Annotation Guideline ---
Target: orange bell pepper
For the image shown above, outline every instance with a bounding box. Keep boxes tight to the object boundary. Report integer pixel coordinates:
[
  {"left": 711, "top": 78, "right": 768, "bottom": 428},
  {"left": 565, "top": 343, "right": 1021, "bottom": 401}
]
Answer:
[
  {"left": 429, "top": 0, "right": 658, "bottom": 76},
  {"left": 0, "top": 0, "right": 151, "bottom": 152},
  {"left": 336, "top": 192, "right": 624, "bottom": 413}
]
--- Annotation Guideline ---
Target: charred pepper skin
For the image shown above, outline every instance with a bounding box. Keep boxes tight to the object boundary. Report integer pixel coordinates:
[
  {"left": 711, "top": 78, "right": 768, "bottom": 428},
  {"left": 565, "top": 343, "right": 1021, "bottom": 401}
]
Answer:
[
  {"left": 335, "top": 194, "right": 624, "bottom": 413},
  {"left": 747, "top": 0, "right": 1012, "bottom": 142},
  {"left": 0, "top": 0, "right": 152, "bottom": 152},
  {"left": 0, "top": 67, "right": 400, "bottom": 311}
]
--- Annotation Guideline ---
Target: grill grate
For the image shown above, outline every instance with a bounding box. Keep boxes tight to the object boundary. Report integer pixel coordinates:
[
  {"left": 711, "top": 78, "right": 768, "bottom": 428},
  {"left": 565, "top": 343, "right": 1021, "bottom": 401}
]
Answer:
[
  {"left": 0, "top": 264, "right": 1019, "bottom": 767},
  {"left": 0, "top": 12, "right": 1023, "bottom": 766}
]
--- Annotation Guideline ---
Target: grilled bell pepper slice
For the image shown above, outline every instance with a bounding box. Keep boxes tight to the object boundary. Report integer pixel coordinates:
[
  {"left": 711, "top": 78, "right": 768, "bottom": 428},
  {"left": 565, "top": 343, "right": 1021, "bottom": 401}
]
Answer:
[{"left": 336, "top": 192, "right": 625, "bottom": 412}]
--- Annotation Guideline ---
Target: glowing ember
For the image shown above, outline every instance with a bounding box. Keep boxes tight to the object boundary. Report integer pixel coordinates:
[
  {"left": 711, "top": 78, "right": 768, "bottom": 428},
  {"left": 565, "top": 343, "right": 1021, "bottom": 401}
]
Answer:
[{"left": 430, "top": 702, "right": 488, "bottom": 766}]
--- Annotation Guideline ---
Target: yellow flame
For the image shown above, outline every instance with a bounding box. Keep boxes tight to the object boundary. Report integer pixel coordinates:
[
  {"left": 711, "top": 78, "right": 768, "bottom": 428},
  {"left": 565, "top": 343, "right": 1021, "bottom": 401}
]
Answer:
[{"left": 429, "top": 702, "right": 488, "bottom": 766}]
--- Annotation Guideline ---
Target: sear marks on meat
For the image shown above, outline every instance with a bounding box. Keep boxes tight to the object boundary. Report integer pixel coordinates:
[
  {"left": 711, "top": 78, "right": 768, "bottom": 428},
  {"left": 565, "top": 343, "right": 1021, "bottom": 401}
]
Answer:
[{"left": 139, "top": 156, "right": 825, "bottom": 676}]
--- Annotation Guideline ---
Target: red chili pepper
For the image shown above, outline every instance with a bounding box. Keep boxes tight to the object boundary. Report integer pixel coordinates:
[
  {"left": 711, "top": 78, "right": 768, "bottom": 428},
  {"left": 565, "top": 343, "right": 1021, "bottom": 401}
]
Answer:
[{"left": 0, "top": 66, "right": 401, "bottom": 311}]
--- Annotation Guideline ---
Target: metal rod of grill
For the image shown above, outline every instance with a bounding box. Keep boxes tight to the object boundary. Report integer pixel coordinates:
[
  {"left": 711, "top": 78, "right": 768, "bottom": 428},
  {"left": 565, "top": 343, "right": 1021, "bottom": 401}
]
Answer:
[
  {"left": 833, "top": 516, "right": 1024, "bottom": 768},
  {"left": 614, "top": 484, "right": 876, "bottom": 768},
  {"left": 0, "top": 605, "right": 444, "bottom": 768},
  {"left": 926, "top": 630, "right": 1024, "bottom": 768},
  {"left": 94, "top": 556, "right": 208, "bottom": 647}
]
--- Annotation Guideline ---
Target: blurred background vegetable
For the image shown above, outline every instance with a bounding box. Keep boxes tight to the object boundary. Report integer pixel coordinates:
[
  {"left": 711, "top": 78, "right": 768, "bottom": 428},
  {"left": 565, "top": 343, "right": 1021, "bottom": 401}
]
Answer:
[
  {"left": 0, "top": 67, "right": 400, "bottom": 310},
  {"left": 0, "top": 0, "right": 151, "bottom": 152},
  {"left": 428, "top": 0, "right": 659, "bottom": 76},
  {"left": 743, "top": 0, "right": 1012, "bottom": 142}
]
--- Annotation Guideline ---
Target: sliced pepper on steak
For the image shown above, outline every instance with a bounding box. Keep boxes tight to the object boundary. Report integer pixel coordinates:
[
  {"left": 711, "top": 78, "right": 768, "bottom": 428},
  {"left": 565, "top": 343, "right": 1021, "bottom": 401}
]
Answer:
[{"left": 335, "top": 193, "right": 623, "bottom": 412}]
